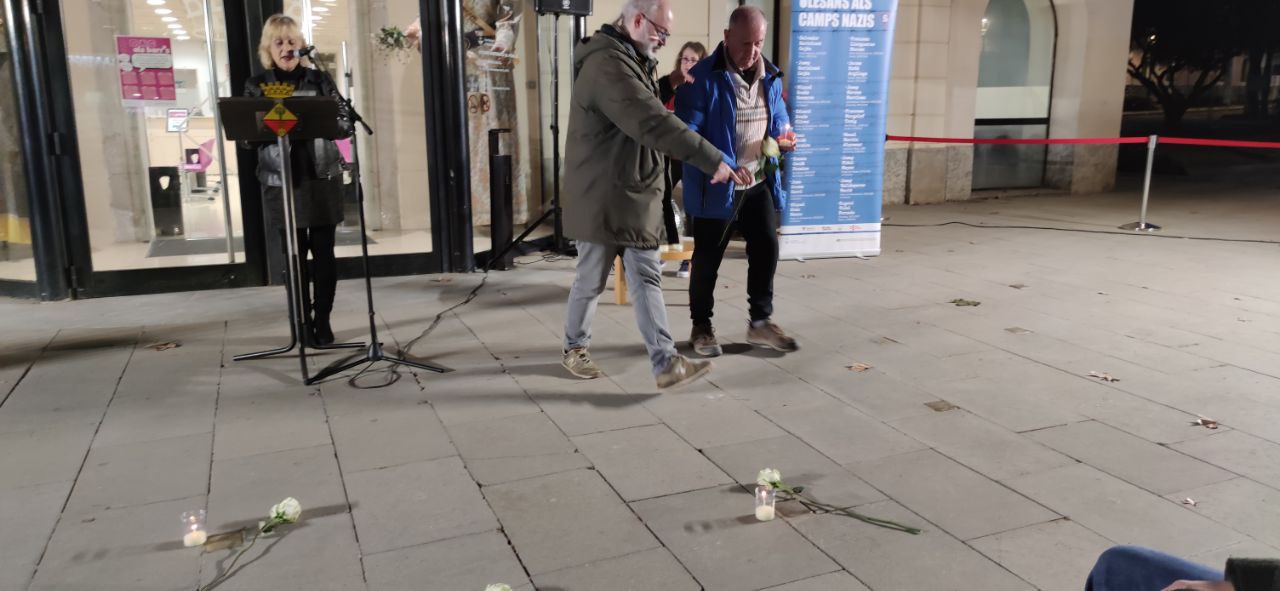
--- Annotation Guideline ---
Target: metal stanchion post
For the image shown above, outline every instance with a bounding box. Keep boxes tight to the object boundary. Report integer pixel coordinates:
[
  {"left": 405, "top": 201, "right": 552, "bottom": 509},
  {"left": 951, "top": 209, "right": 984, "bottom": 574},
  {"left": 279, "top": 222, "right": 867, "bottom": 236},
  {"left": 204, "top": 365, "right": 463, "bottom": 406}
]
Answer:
[{"left": 1121, "top": 134, "right": 1162, "bottom": 232}]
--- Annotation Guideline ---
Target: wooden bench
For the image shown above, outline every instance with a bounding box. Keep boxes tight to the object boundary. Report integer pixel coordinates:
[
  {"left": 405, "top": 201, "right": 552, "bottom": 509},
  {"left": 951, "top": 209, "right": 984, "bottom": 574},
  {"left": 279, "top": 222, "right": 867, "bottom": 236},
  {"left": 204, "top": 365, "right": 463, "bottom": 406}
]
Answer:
[{"left": 613, "top": 238, "right": 695, "bottom": 305}]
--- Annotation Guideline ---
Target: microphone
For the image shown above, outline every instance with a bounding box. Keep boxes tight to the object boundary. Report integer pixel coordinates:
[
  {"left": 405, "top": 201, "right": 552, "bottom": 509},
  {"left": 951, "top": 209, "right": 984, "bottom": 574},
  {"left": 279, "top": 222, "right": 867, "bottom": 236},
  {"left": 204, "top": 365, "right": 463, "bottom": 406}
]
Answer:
[{"left": 288, "top": 46, "right": 316, "bottom": 58}]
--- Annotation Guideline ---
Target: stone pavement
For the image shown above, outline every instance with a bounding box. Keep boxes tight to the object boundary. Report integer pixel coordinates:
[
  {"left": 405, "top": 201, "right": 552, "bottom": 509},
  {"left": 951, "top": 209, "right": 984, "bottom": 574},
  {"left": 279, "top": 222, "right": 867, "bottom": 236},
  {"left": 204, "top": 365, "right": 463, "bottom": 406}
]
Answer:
[{"left": 2, "top": 185, "right": 1279, "bottom": 590}]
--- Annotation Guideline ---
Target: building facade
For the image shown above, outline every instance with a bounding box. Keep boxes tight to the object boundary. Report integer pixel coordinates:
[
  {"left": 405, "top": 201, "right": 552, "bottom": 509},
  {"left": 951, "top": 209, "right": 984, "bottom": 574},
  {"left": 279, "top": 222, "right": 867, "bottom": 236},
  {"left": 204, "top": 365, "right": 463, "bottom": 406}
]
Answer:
[{"left": 0, "top": 0, "right": 1134, "bottom": 300}]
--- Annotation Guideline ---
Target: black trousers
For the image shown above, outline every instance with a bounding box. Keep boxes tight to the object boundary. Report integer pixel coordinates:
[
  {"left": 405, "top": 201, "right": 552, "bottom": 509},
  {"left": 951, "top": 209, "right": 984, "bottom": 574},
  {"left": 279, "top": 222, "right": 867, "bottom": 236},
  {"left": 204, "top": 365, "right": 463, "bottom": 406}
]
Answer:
[
  {"left": 267, "top": 225, "right": 338, "bottom": 321},
  {"left": 661, "top": 158, "right": 685, "bottom": 245},
  {"left": 689, "top": 183, "right": 778, "bottom": 325}
]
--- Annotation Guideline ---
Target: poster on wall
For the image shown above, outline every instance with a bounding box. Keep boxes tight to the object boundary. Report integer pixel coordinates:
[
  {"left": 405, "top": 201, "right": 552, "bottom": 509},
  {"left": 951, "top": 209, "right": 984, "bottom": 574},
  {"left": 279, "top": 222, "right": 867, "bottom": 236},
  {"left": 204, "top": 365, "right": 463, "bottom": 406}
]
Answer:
[
  {"left": 116, "top": 36, "right": 177, "bottom": 107},
  {"left": 782, "top": 0, "right": 898, "bottom": 259}
]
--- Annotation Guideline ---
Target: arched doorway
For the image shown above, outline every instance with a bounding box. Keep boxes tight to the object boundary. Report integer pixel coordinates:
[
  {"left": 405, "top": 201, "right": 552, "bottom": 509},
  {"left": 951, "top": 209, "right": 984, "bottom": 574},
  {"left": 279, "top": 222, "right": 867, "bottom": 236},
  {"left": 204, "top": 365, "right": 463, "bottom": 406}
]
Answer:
[{"left": 972, "top": 0, "right": 1056, "bottom": 189}]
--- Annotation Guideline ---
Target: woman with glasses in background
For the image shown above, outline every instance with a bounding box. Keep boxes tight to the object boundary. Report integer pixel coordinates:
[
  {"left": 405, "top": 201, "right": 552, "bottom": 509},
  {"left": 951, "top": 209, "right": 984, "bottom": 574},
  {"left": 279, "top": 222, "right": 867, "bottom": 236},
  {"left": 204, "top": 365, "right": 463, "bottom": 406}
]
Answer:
[{"left": 658, "top": 41, "right": 708, "bottom": 278}]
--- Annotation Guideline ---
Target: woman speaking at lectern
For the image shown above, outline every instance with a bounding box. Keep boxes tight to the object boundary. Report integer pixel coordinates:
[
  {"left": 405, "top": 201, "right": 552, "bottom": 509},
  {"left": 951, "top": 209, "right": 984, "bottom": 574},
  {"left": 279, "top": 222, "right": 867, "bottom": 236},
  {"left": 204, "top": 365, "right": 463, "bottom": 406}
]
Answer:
[{"left": 244, "top": 14, "right": 351, "bottom": 346}]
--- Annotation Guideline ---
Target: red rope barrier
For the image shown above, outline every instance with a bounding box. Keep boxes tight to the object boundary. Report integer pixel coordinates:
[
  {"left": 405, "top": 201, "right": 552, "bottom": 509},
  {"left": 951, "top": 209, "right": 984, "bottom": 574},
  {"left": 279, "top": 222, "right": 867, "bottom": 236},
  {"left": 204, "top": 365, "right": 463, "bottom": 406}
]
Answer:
[
  {"left": 886, "top": 135, "right": 1148, "bottom": 145},
  {"left": 1160, "top": 137, "right": 1280, "bottom": 149},
  {"left": 886, "top": 134, "right": 1280, "bottom": 149}
]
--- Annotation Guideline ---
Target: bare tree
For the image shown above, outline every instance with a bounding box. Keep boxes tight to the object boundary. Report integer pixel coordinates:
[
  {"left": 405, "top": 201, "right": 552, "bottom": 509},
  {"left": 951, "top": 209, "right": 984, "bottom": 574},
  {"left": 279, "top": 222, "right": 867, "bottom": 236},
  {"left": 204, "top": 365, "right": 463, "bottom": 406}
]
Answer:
[{"left": 1128, "top": 0, "right": 1238, "bottom": 130}]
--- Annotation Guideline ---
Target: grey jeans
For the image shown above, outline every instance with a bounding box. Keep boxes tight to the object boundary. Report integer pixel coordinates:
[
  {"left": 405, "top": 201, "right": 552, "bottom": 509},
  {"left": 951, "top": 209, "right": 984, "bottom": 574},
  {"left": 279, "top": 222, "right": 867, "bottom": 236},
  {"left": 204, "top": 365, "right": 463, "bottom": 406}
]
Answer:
[{"left": 564, "top": 240, "right": 676, "bottom": 375}]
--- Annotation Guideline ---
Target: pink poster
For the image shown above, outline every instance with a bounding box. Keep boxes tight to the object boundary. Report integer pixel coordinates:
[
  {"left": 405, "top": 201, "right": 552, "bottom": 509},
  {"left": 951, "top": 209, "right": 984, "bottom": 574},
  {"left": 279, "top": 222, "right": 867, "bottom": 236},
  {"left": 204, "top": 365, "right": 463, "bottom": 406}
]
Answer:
[{"left": 116, "top": 36, "right": 176, "bottom": 106}]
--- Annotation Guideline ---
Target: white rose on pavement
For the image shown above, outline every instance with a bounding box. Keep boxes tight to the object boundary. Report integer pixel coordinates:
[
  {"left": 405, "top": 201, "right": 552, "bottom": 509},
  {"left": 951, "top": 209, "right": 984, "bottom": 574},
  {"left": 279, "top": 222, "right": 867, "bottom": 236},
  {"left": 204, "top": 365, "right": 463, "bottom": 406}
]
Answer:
[
  {"left": 271, "top": 497, "right": 302, "bottom": 523},
  {"left": 757, "top": 468, "right": 782, "bottom": 488}
]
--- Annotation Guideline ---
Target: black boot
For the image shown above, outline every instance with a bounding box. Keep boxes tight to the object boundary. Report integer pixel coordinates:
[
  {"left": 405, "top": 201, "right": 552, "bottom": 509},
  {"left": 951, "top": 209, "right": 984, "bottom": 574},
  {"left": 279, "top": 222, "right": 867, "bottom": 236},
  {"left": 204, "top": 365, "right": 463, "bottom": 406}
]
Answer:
[{"left": 311, "top": 308, "right": 335, "bottom": 346}]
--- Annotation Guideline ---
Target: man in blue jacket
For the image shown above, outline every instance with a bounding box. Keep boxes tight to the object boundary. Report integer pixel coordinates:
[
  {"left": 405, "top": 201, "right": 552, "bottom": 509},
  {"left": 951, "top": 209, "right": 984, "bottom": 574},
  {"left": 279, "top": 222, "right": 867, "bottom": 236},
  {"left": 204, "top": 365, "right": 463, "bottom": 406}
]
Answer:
[{"left": 675, "top": 6, "right": 798, "bottom": 357}]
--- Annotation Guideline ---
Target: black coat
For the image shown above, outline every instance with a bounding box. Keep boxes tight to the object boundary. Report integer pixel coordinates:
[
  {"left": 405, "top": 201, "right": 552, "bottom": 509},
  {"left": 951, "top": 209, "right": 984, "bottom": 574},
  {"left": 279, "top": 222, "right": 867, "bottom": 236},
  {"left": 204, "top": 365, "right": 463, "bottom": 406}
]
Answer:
[{"left": 244, "top": 67, "right": 352, "bottom": 228}]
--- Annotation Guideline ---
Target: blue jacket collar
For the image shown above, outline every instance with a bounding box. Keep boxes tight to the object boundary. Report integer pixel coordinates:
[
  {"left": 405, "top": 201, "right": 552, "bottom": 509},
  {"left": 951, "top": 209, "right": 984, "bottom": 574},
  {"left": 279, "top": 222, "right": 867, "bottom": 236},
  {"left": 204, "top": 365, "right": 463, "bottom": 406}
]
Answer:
[{"left": 705, "top": 42, "right": 782, "bottom": 80}]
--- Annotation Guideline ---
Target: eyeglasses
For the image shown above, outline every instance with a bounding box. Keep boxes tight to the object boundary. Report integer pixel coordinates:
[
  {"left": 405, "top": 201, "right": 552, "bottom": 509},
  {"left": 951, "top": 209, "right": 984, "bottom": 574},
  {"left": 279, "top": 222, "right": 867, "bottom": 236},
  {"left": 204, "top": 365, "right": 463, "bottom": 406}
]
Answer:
[{"left": 641, "top": 13, "right": 671, "bottom": 42}]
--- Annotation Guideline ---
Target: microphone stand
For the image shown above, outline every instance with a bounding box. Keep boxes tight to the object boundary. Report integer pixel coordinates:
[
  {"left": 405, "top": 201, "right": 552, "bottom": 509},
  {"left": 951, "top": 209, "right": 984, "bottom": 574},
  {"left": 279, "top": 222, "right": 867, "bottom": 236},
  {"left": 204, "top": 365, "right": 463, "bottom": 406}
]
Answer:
[{"left": 305, "top": 48, "right": 451, "bottom": 385}]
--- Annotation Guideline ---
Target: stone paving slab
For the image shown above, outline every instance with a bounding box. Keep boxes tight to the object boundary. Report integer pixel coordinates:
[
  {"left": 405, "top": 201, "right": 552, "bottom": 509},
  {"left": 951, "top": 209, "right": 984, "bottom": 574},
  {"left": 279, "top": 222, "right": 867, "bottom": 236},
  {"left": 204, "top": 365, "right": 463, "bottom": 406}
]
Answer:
[
  {"left": 703, "top": 435, "right": 887, "bottom": 509},
  {"left": 1028, "top": 420, "right": 1235, "bottom": 495},
  {"left": 212, "top": 389, "right": 332, "bottom": 461},
  {"left": 0, "top": 424, "right": 96, "bottom": 490},
  {"left": 328, "top": 403, "right": 455, "bottom": 473},
  {"left": 792, "top": 500, "right": 1033, "bottom": 591},
  {"left": 1191, "top": 538, "right": 1280, "bottom": 570},
  {"left": 199, "top": 513, "right": 366, "bottom": 591},
  {"left": 207, "top": 445, "right": 347, "bottom": 533},
  {"left": 448, "top": 411, "right": 576, "bottom": 461},
  {"left": 6, "top": 189, "right": 1280, "bottom": 589},
  {"left": 31, "top": 495, "right": 203, "bottom": 591},
  {"left": 484, "top": 468, "right": 660, "bottom": 576},
  {"left": 1168, "top": 477, "right": 1280, "bottom": 550},
  {"left": 761, "top": 400, "right": 928, "bottom": 465},
  {"left": 923, "top": 374, "right": 1085, "bottom": 433},
  {"left": 525, "top": 379, "right": 662, "bottom": 437},
  {"left": 630, "top": 485, "right": 841, "bottom": 590},
  {"left": 763, "top": 571, "right": 871, "bottom": 591},
  {"left": 969, "top": 519, "right": 1114, "bottom": 591},
  {"left": 363, "top": 530, "right": 531, "bottom": 591},
  {"left": 92, "top": 388, "right": 216, "bottom": 448},
  {"left": 641, "top": 388, "right": 789, "bottom": 449},
  {"left": 854, "top": 449, "right": 1059, "bottom": 540},
  {"left": 346, "top": 456, "right": 497, "bottom": 555},
  {"left": 1006, "top": 463, "right": 1243, "bottom": 557},
  {"left": 889, "top": 410, "right": 1075, "bottom": 481},
  {"left": 531, "top": 547, "right": 700, "bottom": 591},
  {"left": 465, "top": 452, "right": 594, "bottom": 487},
  {"left": 572, "top": 424, "right": 732, "bottom": 501},
  {"left": 64, "top": 433, "right": 212, "bottom": 517},
  {"left": 0, "top": 480, "right": 72, "bottom": 591},
  {"left": 1172, "top": 431, "right": 1280, "bottom": 490}
]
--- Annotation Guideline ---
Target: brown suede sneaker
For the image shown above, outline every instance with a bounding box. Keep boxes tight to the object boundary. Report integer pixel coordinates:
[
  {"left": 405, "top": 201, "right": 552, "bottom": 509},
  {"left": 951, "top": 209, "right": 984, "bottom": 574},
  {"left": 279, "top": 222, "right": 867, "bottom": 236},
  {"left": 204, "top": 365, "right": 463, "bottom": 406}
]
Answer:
[
  {"left": 746, "top": 321, "right": 799, "bottom": 352},
  {"left": 656, "top": 354, "right": 713, "bottom": 389},
  {"left": 690, "top": 323, "right": 723, "bottom": 357}
]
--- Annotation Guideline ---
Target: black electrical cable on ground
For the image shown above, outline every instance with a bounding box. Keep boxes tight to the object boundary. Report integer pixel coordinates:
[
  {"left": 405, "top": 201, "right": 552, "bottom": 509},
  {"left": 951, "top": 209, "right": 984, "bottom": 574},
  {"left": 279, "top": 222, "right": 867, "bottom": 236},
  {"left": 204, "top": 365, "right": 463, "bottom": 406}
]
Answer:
[
  {"left": 883, "top": 221, "right": 1280, "bottom": 245},
  {"left": 345, "top": 249, "right": 567, "bottom": 389}
]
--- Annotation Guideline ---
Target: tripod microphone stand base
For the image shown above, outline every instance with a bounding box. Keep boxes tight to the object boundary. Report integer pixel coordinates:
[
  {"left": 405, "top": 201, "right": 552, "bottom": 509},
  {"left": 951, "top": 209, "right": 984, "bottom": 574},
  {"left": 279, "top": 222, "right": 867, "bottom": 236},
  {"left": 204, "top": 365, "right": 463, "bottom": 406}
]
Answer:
[
  {"left": 233, "top": 257, "right": 365, "bottom": 362},
  {"left": 308, "top": 341, "right": 452, "bottom": 385}
]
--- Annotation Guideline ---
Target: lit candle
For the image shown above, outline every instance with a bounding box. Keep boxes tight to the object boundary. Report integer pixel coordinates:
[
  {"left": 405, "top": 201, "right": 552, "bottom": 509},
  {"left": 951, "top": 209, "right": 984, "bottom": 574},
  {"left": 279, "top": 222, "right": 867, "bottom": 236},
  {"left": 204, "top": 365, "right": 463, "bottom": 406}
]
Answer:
[
  {"left": 754, "top": 485, "right": 777, "bottom": 521},
  {"left": 181, "top": 510, "right": 207, "bottom": 547},
  {"left": 183, "top": 530, "right": 208, "bottom": 547}
]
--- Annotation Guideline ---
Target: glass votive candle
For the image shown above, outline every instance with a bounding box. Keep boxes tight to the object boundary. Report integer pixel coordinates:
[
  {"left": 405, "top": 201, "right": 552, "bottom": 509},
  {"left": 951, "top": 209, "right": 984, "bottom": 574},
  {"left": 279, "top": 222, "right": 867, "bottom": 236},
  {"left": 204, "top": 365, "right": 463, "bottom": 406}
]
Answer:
[
  {"left": 754, "top": 486, "right": 777, "bottom": 521},
  {"left": 181, "top": 510, "right": 207, "bottom": 547}
]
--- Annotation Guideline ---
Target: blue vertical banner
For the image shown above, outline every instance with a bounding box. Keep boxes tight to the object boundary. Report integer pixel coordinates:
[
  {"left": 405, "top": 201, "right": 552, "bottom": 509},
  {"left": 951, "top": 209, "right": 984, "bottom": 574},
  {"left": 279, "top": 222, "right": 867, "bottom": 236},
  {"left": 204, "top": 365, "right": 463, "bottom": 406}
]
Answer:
[{"left": 783, "top": 0, "right": 897, "bottom": 259}]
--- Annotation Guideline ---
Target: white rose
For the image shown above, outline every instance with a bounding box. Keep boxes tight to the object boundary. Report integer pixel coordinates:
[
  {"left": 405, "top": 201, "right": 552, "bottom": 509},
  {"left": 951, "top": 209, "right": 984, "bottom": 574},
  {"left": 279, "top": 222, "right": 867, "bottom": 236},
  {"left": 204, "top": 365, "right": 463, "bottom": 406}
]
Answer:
[
  {"left": 757, "top": 468, "right": 782, "bottom": 488},
  {"left": 485, "top": 585, "right": 513, "bottom": 591},
  {"left": 761, "top": 137, "right": 781, "bottom": 158},
  {"left": 271, "top": 497, "right": 302, "bottom": 523}
]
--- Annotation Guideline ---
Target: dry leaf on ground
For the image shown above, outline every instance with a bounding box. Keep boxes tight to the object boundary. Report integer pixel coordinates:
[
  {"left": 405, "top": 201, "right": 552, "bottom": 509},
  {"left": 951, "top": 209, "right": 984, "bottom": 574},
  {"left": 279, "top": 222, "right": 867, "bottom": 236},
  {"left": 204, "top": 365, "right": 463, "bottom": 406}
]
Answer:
[
  {"left": 846, "top": 363, "right": 872, "bottom": 372},
  {"left": 925, "top": 400, "right": 959, "bottom": 412},
  {"left": 150, "top": 342, "right": 181, "bottom": 351},
  {"left": 1191, "top": 416, "right": 1219, "bottom": 429},
  {"left": 950, "top": 299, "right": 981, "bottom": 307},
  {"left": 1088, "top": 371, "right": 1120, "bottom": 382}
]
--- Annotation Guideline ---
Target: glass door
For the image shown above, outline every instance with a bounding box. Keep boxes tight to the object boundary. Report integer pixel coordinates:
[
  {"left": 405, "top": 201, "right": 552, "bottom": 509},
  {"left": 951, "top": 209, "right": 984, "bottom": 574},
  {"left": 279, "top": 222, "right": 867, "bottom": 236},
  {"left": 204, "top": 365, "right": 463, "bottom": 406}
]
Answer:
[
  {"left": 467, "top": 0, "right": 549, "bottom": 259},
  {"left": 972, "top": 0, "right": 1056, "bottom": 189},
  {"left": 279, "top": 0, "right": 438, "bottom": 274},
  {"left": 58, "top": 0, "right": 244, "bottom": 273},
  {"left": 0, "top": 12, "right": 36, "bottom": 292}
]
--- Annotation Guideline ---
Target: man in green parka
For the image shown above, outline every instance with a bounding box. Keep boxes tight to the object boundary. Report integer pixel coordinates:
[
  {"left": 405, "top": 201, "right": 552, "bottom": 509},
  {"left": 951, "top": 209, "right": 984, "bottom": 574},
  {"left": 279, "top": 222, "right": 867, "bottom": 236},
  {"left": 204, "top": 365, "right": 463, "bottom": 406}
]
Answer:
[{"left": 560, "top": 0, "right": 750, "bottom": 389}]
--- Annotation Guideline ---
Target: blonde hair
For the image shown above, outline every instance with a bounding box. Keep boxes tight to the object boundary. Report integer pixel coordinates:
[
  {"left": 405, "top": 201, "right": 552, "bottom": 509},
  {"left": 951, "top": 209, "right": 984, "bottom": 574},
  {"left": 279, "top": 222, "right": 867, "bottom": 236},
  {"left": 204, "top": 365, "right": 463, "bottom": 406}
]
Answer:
[{"left": 257, "top": 14, "right": 309, "bottom": 69}]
